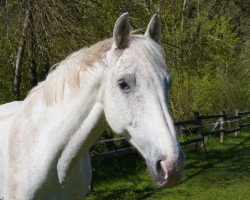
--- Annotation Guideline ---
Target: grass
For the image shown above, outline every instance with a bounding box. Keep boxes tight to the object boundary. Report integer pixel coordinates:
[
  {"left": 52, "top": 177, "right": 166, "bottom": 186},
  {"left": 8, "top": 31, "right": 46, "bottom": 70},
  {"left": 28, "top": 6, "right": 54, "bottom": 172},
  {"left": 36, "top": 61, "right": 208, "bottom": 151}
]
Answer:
[{"left": 86, "top": 131, "right": 250, "bottom": 200}]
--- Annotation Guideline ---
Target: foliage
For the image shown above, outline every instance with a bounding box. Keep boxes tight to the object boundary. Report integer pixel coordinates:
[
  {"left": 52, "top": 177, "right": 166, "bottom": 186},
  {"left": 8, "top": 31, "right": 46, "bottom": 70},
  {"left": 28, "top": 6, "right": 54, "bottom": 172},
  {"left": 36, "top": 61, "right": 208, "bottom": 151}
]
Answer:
[{"left": 0, "top": 0, "right": 249, "bottom": 116}]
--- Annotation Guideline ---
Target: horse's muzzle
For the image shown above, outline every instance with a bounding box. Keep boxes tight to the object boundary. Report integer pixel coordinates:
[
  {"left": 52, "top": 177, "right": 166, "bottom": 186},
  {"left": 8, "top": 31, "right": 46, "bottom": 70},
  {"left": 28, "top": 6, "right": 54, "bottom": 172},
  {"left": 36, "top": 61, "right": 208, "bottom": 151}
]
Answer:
[{"left": 149, "top": 150, "right": 184, "bottom": 186}]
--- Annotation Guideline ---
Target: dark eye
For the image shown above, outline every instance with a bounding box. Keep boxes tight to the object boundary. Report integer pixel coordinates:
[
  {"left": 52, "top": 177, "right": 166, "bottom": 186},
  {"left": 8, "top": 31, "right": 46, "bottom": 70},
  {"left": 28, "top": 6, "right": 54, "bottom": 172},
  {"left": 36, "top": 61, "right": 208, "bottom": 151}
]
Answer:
[{"left": 118, "top": 80, "right": 130, "bottom": 90}]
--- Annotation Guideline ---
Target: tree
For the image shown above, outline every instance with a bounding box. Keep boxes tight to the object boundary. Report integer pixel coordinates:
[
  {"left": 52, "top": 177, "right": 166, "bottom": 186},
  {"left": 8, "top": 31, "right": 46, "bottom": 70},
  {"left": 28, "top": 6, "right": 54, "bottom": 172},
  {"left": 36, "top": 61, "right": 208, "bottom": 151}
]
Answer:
[{"left": 0, "top": 0, "right": 249, "bottom": 118}]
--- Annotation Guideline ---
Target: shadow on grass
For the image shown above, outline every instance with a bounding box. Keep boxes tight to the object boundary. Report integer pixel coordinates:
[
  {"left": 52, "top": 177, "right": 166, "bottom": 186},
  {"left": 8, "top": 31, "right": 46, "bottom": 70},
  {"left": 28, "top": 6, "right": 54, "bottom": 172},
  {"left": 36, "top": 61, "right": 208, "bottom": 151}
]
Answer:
[
  {"left": 89, "top": 186, "right": 194, "bottom": 200},
  {"left": 182, "top": 136, "right": 250, "bottom": 184},
  {"left": 87, "top": 133, "right": 250, "bottom": 199},
  {"left": 88, "top": 186, "right": 157, "bottom": 200},
  {"left": 91, "top": 153, "right": 146, "bottom": 183}
]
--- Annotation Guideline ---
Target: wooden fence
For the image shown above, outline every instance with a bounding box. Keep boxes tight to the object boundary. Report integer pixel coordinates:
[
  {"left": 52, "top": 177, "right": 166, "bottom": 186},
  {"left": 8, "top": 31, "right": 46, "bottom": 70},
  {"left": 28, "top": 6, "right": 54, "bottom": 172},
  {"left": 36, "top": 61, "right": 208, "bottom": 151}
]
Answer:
[
  {"left": 89, "top": 110, "right": 250, "bottom": 192},
  {"left": 91, "top": 110, "right": 250, "bottom": 162}
]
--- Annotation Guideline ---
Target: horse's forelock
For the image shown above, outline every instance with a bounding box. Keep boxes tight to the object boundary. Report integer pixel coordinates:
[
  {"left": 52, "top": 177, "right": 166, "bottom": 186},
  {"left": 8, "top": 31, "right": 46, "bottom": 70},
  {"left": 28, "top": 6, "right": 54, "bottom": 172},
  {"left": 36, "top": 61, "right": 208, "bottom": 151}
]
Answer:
[{"left": 131, "top": 36, "right": 166, "bottom": 65}]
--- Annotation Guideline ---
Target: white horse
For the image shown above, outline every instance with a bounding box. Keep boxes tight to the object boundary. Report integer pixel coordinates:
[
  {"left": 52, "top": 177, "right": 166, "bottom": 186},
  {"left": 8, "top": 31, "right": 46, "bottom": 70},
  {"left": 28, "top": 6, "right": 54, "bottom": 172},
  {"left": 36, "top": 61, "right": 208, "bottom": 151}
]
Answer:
[{"left": 0, "top": 13, "right": 184, "bottom": 200}]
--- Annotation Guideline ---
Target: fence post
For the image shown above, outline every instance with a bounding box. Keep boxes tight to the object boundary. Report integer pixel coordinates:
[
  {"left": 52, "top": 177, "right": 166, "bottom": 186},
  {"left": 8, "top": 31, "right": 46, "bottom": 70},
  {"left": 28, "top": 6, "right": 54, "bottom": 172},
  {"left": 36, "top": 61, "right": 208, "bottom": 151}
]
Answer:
[
  {"left": 194, "top": 112, "right": 207, "bottom": 155},
  {"left": 88, "top": 150, "right": 94, "bottom": 193},
  {"left": 88, "top": 176, "right": 94, "bottom": 193},
  {"left": 235, "top": 109, "right": 241, "bottom": 137},
  {"left": 219, "top": 111, "right": 225, "bottom": 144}
]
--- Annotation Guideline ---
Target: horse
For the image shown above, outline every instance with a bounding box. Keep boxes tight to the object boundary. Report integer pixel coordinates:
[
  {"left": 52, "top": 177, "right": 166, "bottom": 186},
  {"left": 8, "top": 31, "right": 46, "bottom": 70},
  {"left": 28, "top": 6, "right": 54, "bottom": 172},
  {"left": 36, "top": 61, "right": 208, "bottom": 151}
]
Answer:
[{"left": 0, "top": 13, "right": 184, "bottom": 200}]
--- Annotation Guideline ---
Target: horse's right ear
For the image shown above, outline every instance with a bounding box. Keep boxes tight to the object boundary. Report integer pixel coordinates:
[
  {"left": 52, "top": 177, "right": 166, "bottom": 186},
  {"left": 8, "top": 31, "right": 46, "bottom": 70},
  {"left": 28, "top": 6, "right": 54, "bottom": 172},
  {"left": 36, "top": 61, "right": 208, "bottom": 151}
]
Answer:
[
  {"left": 113, "top": 13, "right": 131, "bottom": 49},
  {"left": 145, "top": 14, "right": 161, "bottom": 43}
]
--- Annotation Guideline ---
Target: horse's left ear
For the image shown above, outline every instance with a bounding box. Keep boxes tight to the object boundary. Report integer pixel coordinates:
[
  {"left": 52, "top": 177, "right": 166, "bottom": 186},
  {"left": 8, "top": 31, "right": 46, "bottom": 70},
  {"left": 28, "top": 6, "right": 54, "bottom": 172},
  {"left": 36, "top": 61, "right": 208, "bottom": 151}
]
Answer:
[
  {"left": 113, "top": 13, "right": 131, "bottom": 49},
  {"left": 145, "top": 14, "right": 161, "bottom": 43}
]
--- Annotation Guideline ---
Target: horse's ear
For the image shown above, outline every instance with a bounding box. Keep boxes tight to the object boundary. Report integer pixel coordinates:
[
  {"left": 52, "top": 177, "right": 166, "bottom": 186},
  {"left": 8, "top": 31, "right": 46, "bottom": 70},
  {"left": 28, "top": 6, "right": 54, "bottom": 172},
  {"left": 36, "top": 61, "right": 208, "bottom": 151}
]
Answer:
[
  {"left": 113, "top": 13, "right": 131, "bottom": 49},
  {"left": 145, "top": 14, "right": 161, "bottom": 43}
]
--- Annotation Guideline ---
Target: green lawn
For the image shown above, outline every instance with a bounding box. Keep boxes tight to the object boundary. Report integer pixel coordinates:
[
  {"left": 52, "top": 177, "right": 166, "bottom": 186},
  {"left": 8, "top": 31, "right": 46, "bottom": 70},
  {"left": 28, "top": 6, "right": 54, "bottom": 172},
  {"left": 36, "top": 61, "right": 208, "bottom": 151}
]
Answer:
[{"left": 86, "top": 131, "right": 250, "bottom": 200}]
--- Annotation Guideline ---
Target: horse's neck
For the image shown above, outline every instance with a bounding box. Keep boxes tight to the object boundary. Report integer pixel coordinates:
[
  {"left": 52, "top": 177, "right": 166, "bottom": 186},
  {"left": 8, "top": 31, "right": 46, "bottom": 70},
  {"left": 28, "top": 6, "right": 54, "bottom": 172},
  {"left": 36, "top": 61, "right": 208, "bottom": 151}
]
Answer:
[
  {"left": 22, "top": 64, "right": 107, "bottom": 169},
  {"left": 56, "top": 64, "right": 108, "bottom": 182},
  {"left": 63, "top": 66, "right": 106, "bottom": 145},
  {"left": 57, "top": 101, "right": 106, "bottom": 182}
]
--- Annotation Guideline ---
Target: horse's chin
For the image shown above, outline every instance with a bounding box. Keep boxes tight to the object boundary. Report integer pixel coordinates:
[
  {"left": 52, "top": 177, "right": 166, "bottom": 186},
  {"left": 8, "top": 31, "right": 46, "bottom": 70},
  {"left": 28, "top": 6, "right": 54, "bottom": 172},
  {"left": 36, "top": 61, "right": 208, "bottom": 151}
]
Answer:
[{"left": 154, "top": 175, "right": 182, "bottom": 187}]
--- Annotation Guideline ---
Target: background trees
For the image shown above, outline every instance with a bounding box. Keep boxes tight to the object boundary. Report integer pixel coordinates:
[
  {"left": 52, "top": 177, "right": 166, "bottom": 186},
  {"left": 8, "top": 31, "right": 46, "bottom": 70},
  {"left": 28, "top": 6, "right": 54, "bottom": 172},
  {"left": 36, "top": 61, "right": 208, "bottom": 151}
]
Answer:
[{"left": 0, "top": 0, "right": 249, "bottom": 119}]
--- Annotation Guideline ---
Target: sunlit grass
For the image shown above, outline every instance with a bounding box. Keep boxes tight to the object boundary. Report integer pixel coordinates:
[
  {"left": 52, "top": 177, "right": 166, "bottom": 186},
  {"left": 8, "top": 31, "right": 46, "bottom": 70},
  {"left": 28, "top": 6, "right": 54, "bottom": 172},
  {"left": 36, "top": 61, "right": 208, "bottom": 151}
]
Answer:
[{"left": 86, "top": 130, "right": 250, "bottom": 200}]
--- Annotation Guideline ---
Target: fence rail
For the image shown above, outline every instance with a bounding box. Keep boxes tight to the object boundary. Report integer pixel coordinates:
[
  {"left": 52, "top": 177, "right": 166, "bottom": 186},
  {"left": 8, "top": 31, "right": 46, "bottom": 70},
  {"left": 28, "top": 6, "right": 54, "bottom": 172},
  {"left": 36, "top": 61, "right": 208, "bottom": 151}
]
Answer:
[
  {"left": 239, "top": 111, "right": 250, "bottom": 115},
  {"left": 174, "top": 119, "right": 197, "bottom": 126},
  {"left": 91, "top": 109, "right": 250, "bottom": 161}
]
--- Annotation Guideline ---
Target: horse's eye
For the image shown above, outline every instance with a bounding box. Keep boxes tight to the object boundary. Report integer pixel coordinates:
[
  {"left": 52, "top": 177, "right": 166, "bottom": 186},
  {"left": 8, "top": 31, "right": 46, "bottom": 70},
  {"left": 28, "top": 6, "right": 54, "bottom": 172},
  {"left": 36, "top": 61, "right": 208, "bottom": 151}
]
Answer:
[{"left": 118, "top": 81, "right": 130, "bottom": 90}]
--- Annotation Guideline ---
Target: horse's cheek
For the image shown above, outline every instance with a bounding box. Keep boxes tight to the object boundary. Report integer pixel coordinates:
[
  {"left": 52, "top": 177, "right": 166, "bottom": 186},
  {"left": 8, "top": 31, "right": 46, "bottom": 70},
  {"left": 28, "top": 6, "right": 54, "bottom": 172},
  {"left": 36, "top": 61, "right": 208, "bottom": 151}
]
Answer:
[{"left": 104, "top": 92, "right": 127, "bottom": 134}]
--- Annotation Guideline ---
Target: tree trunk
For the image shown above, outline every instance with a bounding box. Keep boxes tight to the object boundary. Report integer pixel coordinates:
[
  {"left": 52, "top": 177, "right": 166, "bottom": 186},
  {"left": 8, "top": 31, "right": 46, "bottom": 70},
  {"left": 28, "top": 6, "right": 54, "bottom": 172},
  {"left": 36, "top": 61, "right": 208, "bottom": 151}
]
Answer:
[
  {"left": 40, "top": 9, "right": 51, "bottom": 79},
  {"left": 180, "top": 0, "right": 187, "bottom": 32},
  {"left": 13, "top": 8, "right": 31, "bottom": 100},
  {"left": 28, "top": 7, "right": 38, "bottom": 87}
]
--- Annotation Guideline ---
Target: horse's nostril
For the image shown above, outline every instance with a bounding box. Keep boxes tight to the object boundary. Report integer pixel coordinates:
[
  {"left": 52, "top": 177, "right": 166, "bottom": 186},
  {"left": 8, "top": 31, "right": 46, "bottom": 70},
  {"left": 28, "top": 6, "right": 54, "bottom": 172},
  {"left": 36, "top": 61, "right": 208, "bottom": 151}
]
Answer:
[
  {"left": 156, "top": 160, "right": 163, "bottom": 173},
  {"left": 155, "top": 159, "right": 167, "bottom": 183}
]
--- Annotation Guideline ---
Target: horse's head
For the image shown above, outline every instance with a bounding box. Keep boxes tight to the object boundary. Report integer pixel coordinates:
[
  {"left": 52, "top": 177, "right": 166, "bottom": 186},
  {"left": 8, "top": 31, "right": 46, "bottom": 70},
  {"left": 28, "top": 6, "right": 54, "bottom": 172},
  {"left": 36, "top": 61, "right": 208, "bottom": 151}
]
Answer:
[{"left": 103, "top": 13, "right": 184, "bottom": 186}]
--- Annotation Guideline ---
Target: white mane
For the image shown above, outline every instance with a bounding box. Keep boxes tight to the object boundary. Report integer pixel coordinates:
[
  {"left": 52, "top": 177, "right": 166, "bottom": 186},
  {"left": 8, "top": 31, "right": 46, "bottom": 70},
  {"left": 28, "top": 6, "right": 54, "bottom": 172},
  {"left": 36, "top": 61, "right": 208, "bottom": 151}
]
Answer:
[
  {"left": 26, "top": 39, "right": 112, "bottom": 106},
  {"left": 25, "top": 35, "right": 168, "bottom": 107}
]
